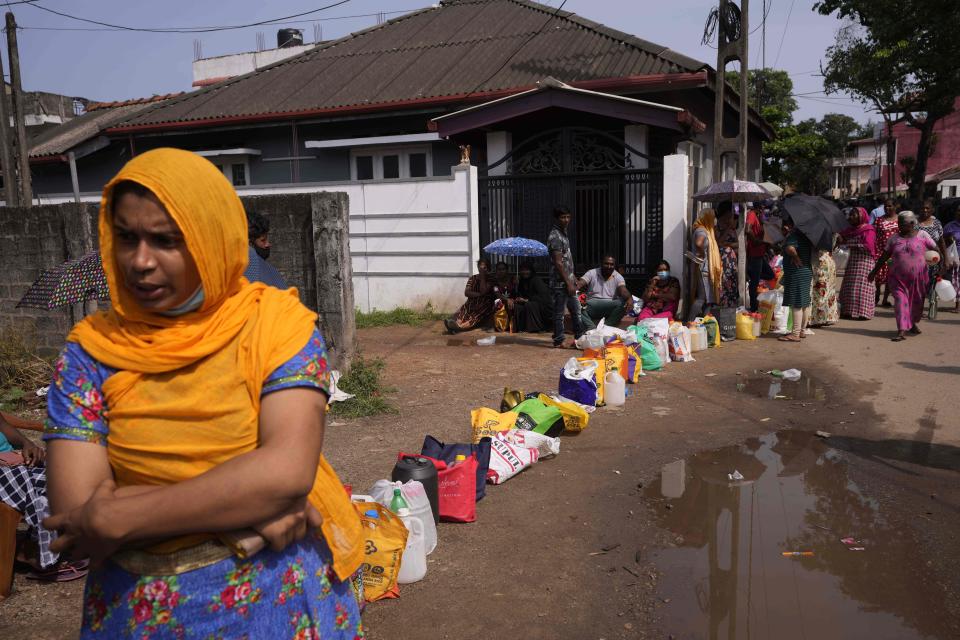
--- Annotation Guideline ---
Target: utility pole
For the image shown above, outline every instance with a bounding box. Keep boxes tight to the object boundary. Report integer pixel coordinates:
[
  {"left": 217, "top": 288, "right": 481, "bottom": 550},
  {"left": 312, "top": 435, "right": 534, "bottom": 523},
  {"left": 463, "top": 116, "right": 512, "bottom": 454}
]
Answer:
[
  {"left": 6, "top": 12, "right": 31, "bottom": 206},
  {"left": 710, "top": 0, "right": 750, "bottom": 307},
  {"left": 0, "top": 51, "right": 18, "bottom": 207}
]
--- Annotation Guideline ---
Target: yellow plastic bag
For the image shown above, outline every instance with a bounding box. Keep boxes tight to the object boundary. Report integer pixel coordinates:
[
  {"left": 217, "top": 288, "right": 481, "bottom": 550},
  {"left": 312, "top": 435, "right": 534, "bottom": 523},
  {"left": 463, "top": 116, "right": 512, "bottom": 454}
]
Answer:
[
  {"left": 538, "top": 393, "right": 590, "bottom": 432},
  {"left": 470, "top": 407, "right": 517, "bottom": 443},
  {"left": 577, "top": 357, "right": 606, "bottom": 405},
  {"left": 354, "top": 501, "right": 408, "bottom": 602},
  {"left": 736, "top": 311, "right": 756, "bottom": 340},
  {"left": 494, "top": 305, "right": 509, "bottom": 332}
]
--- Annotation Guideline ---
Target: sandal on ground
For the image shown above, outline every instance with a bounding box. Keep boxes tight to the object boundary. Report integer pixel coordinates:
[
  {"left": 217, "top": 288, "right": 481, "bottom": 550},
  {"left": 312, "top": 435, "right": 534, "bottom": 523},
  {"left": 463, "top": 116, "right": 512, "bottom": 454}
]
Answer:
[
  {"left": 891, "top": 335, "right": 907, "bottom": 342},
  {"left": 778, "top": 335, "right": 801, "bottom": 342},
  {"left": 908, "top": 326, "right": 922, "bottom": 335},
  {"left": 27, "top": 559, "right": 90, "bottom": 582}
]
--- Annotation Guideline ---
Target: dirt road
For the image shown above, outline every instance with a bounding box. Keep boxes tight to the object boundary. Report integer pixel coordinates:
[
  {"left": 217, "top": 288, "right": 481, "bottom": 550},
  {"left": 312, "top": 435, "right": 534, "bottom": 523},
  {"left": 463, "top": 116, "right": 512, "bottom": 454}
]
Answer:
[{"left": 1, "top": 307, "right": 957, "bottom": 639}]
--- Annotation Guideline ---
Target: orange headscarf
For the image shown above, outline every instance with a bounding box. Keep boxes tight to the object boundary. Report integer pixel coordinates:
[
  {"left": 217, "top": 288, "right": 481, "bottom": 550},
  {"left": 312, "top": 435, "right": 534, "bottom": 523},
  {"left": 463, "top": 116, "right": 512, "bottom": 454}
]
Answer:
[{"left": 69, "top": 148, "right": 363, "bottom": 580}]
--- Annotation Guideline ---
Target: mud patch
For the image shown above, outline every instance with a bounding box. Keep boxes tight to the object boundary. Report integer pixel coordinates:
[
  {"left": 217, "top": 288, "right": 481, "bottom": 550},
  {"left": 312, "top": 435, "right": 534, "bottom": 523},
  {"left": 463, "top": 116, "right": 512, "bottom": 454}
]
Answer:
[{"left": 644, "top": 430, "right": 956, "bottom": 639}]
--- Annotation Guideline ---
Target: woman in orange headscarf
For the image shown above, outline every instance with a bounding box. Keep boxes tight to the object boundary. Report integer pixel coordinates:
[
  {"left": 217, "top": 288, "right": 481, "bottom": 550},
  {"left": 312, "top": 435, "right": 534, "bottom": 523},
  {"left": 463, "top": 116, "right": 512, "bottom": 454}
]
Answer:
[{"left": 42, "top": 149, "right": 364, "bottom": 638}]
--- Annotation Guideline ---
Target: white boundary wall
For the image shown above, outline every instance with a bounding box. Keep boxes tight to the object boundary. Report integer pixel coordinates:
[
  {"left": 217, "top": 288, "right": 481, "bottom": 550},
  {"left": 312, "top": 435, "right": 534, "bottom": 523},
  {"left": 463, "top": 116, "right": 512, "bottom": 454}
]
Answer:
[
  {"left": 662, "top": 154, "right": 690, "bottom": 295},
  {"left": 37, "top": 164, "right": 480, "bottom": 314},
  {"left": 242, "top": 164, "right": 479, "bottom": 313}
]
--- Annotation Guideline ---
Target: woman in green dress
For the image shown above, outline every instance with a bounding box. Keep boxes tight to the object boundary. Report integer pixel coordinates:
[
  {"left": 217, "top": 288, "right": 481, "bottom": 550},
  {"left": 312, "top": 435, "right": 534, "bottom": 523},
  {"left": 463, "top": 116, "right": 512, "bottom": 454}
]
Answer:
[{"left": 779, "top": 218, "right": 814, "bottom": 343}]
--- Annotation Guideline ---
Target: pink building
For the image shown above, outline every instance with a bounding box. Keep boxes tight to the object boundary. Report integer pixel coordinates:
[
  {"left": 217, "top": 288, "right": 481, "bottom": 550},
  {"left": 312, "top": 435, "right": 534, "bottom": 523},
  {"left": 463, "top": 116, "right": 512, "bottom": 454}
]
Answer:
[{"left": 888, "top": 96, "right": 960, "bottom": 193}]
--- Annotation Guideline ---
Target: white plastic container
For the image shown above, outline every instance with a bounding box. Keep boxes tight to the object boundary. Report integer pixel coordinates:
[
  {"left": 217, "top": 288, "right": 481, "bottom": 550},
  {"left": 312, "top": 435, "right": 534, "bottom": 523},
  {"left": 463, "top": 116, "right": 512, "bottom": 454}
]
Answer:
[
  {"left": 936, "top": 278, "right": 957, "bottom": 303},
  {"left": 368, "top": 480, "right": 437, "bottom": 555},
  {"left": 396, "top": 508, "right": 427, "bottom": 584},
  {"left": 752, "top": 315, "right": 761, "bottom": 338},
  {"left": 604, "top": 370, "right": 626, "bottom": 406}
]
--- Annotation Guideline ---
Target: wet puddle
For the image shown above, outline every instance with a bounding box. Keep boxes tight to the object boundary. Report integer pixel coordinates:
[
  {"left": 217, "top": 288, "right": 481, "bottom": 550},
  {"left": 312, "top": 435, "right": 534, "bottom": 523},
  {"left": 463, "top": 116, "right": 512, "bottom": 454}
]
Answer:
[
  {"left": 645, "top": 431, "right": 954, "bottom": 639},
  {"left": 735, "top": 373, "right": 827, "bottom": 401}
]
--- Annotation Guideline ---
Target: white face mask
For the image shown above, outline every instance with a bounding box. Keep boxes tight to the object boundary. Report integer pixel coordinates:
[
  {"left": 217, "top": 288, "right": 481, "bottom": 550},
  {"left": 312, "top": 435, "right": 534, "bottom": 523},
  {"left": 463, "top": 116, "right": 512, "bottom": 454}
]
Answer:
[
  {"left": 159, "top": 286, "right": 205, "bottom": 317},
  {"left": 657, "top": 271, "right": 670, "bottom": 278}
]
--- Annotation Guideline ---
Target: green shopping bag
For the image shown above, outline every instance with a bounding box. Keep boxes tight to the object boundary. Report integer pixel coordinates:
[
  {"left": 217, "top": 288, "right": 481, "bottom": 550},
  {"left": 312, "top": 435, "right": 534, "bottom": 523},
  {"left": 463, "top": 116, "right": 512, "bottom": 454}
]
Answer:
[
  {"left": 627, "top": 325, "right": 662, "bottom": 371},
  {"left": 510, "top": 398, "right": 564, "bottom": 438}
]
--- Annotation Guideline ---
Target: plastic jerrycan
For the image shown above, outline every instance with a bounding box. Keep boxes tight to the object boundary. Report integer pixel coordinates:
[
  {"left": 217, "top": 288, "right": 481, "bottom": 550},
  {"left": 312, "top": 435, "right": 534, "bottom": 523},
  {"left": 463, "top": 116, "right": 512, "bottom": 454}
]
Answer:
[
  {"left": 396, "top": 507, "right": 427, "bottom": 584},
  {"left": 392, "top": 456, "right": 439, "bottom": 524},
  {"left": 604, "top": 371, "right": 626, "bottom": 406}
]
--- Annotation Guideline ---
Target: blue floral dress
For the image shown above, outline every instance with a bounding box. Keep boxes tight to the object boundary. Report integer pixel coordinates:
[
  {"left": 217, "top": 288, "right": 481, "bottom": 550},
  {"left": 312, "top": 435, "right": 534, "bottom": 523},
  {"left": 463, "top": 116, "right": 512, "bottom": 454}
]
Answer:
[{"left": 44, "top": 329, "right": 365, "bottom": 640}]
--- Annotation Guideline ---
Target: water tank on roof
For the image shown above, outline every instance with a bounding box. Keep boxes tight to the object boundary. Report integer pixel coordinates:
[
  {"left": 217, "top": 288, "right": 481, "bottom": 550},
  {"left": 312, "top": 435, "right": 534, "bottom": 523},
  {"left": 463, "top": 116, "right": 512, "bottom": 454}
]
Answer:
[{"left": 277, "top": 28, "right": 303, "bottom": 49}]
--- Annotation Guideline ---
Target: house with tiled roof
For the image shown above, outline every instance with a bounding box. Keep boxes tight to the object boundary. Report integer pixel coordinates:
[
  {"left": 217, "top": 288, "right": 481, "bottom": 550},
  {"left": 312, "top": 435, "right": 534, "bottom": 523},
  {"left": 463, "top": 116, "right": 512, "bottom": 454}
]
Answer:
[{"left": 30, "top": 0, "right": 772, "bottom": 292}]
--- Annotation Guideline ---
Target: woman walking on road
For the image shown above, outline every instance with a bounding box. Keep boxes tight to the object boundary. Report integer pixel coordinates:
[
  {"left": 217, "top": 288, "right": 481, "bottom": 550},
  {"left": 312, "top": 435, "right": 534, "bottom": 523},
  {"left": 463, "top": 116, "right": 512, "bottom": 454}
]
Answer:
[
  {"left": 778, "top": 219, "right": 814, "bottom": 343},
  {"left": 42, "top": 148, "right": 364, "bottom": 638},
  {"left": 917, "top": 199, "right": 948, "bottom": 295},
  {"left": 869, "top": 211, "right": 938, "bottom": 342},
  {"left": 838, "top": 207, "right": 877, "bottom": 320},
  {"left": 874, "top": 199, "right": 899, "bottom": 307}
]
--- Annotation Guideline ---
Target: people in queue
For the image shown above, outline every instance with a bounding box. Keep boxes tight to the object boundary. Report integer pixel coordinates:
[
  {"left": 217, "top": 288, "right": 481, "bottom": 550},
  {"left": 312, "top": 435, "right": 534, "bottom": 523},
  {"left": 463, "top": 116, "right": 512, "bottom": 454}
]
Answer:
[
  {"left": 778, "top": 217, "right": 814, "bottom": 343},
  {"left": 689, "top": 208, "right": 721, "bottom": 318},
  {"left": 514, "top": 261, "right": 554, "bottom": 332},
  {"left": 577, "top": 255, "right": 632, "bottom": 330},
  {"left": 716, "top": 204, "right": 740, "bottom": 308},
  {"left": 637, "top": 260, "right": 681, "bottom": 321},
  {"left": 445, "top": 258, "right": 496, "bottom": 333},
  {"left": 838, "top": 206, "right": 877, "bottom": 320},
  {"left": 869, "top": 210, "right": 938, "bottom": 341},
  {"left": 943, "top": 201, "right": 960, "bottom": 313},
  {"left": 810, "top": 248, "right": 840, "bottom": 327},
  {"left": 917, "top": 198, "right": 948, "bottom": 301},
  {"left": 548, "top": 206, "right": 584, "bottom": 348},
  {"left": 744, "top": 202, "right": 771, "bottom": 311}
]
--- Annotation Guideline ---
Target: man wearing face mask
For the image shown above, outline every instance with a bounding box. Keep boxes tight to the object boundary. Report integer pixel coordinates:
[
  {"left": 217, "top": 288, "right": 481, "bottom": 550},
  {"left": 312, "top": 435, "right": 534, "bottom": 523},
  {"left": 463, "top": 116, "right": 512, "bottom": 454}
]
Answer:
[
  {"left": 577, "top": 254, "right": 632, "bottom": 330},
  {"left": 243, "top": 210, "right": 288, "bottom": 289}
]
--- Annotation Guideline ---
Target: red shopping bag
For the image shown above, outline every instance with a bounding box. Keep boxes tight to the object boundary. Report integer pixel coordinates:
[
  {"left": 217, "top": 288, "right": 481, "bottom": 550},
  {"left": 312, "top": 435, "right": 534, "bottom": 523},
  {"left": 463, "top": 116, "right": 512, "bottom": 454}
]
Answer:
[{"left": 407, "top": 454, "right": 477, "bottom": 523}]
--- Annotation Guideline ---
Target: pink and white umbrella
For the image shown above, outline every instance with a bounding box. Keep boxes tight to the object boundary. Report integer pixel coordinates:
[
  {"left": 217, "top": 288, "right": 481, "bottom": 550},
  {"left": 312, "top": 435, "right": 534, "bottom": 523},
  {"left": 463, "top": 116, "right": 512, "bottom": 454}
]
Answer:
[{"left": 693, "top": 180, "right": 772, "bottom": 203}]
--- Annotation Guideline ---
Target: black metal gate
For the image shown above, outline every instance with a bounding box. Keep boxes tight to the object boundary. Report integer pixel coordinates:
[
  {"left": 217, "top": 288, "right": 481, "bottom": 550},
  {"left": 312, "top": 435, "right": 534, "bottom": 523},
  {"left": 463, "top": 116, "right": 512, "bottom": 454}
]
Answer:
[{"left": 478, "top": 127, "right": 663, "bottom": 282}]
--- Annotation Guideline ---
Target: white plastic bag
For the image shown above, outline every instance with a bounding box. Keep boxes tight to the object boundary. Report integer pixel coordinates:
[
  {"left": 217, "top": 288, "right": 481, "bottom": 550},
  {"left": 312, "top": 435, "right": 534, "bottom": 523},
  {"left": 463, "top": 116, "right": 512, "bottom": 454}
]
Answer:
[
  {"left": 833, "top": 246, "right": 850, "bottom": 272},
  {"left": 575, "top": 334, "right": 606, "bottom": 350},
  {"left": 487, "top": 431, "right": 540, "bottom": 484},
  {"left": 638, "top": 318, "right": 670, "bottom": 365},
  {"left": 781, "top": 368, "right": 802, "bottom": 381},
  {"left": 771, "top": 307, "right": 789, "bottom": 334},
  {"left": 369, "top": 479, "right": 437, "bottom": 555},
  {"left": 583, "top": 317, "right": 631, "bottom": 341},
  {"left": 668, "top": 323, "right": 694, "bottom": 362},
  {"left": 935, "top": 278, "right": 957, "bottom": 303},
  {"left": 946, "top": 243, "right": 959, "bottom": 268}
]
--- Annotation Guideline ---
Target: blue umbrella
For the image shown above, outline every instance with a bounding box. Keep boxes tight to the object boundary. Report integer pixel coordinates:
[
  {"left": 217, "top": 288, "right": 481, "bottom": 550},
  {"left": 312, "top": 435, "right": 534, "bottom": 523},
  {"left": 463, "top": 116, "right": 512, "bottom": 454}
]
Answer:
[{"left": 483, "top": 237, "right": 549, "bottom": 257}]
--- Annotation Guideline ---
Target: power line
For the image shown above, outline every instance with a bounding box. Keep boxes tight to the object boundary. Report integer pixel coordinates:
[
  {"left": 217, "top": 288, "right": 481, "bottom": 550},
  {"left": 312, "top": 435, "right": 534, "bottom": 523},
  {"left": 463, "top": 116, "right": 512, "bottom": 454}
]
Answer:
[
  {"left": 22, "top": 0, "right": 354, "bottom": 34},
  {"left": 772, "top": 0, "right": 795, "bottom": 69},
  {"left": 15, "top": 9, "right": 418, "bottom": 33},
  {"left": 462, "top": 0, "right": 569, "bottom": 100}
]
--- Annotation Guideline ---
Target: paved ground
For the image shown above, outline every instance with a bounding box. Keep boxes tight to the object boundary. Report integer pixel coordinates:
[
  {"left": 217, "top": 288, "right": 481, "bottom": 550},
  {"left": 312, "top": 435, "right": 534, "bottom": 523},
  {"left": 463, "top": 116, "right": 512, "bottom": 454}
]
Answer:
[{"left": 1, "top": 306, "right": 957, "bottom": 639}]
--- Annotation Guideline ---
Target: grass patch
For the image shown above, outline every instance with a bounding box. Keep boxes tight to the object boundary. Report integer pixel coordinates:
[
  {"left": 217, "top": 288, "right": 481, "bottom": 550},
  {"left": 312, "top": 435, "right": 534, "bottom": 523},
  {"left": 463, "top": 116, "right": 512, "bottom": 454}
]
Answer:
[
  {"left": 330, "top": 353, "right": 398, "bottom": 419},
  {"left": 0, "top": 325, "right": 52, "bottom": 412},
  {"left": 355, "top": 303, "right": 445, "bottom": 329}
]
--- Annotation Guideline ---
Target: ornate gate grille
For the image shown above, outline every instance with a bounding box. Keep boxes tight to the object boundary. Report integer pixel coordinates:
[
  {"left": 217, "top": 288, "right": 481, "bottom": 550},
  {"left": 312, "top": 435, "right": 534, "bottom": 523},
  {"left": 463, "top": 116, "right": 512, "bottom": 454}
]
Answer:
[{"left": 479, "top": 127, "right": 664, "bottom": 281}]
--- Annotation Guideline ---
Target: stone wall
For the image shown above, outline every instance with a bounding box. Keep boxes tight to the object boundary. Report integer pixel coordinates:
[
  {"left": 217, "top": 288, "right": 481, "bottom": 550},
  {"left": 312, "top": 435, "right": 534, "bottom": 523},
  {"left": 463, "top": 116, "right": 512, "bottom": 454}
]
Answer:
[{"left": 0, "top": 193, "right": 350, "bottom": 360}]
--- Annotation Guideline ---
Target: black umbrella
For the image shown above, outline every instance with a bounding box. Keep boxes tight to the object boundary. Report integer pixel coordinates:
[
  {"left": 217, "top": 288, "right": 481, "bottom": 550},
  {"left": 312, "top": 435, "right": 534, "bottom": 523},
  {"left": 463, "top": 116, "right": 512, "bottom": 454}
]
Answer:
[{"left": 781, "top": 194, "right": 848, "bottom": 251}]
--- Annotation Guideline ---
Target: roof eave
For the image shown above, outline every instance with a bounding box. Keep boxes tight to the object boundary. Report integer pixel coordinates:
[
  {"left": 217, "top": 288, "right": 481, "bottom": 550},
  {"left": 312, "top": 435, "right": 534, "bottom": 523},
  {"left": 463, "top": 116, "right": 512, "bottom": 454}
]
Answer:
[{"left": 107, "top": 72, "right": 710, "bottom": 135}]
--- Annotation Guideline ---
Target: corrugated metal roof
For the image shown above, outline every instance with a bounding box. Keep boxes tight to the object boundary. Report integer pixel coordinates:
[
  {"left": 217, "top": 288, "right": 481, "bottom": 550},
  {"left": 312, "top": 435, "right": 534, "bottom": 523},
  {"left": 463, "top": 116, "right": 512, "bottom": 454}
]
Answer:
[
  {"left": 115, "top": 0, "right": 707, "bottom": 130},
  {"left": 29, "top": 101, "right": 161, "bottom": 158}
]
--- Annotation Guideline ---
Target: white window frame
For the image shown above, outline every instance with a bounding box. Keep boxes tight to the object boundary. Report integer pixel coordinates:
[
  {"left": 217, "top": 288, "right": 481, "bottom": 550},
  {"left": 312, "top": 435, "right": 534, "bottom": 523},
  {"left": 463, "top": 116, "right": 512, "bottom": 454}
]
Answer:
[
  {"left": 349, "top": 145, "right": 433, "bottom": 181},
  {"left": 213, "top": 160, "right": 251, "bottom": 186}
]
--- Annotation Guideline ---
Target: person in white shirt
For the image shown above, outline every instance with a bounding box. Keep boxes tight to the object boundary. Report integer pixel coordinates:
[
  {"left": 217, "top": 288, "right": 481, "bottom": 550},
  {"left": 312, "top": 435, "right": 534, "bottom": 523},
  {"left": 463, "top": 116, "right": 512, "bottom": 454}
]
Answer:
[{"left": 577, "top": 255, "right": 632, "bottom": 330}]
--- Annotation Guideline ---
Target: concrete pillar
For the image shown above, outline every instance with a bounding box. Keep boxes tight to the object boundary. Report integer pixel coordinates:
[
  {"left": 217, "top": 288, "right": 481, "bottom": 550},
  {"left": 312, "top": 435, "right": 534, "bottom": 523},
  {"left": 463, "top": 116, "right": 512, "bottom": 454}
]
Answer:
[
  {"left": 485, "top": 131, "right": 512, "bottom": 176},
  {"left": 662, "top": 154, "right": 690, "bottom": 314},
  {"left": 311, "top": 191, "right": 355, "bottom": 370},
  {"left": 454, "top": 163, "right": 480, "bottom": 267},
  {"left": 624, "top": 124, "right": 649, "bottom": 169}
]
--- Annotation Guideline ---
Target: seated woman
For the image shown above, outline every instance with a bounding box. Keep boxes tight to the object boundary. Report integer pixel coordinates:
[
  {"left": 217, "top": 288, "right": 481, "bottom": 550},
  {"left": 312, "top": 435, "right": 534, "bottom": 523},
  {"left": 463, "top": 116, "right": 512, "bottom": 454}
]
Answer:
[
  {"left": 42, "top": 149, "right": 364, "bottom": 638},
  {"left": 0, "top": 415, "right": 87, "bottom": 581},
  {"left": 444, "top": 258, "right": 495, "bottom": 333},
  {"left": 513, "top": 262, "right": 553, "bottom": 332},
  {"left": 491, "top": 261, "right": 517, "bottom": 332},
  {"left": 638, "top": 260, "right": 681, "bottom": 321}
]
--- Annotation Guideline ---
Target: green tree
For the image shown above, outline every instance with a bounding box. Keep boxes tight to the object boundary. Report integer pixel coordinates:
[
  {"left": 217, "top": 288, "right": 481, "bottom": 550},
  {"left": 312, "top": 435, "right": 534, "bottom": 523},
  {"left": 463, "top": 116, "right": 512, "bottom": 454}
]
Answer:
[{"left": 815, "top": 0, "right": 960, "bottom": 198}]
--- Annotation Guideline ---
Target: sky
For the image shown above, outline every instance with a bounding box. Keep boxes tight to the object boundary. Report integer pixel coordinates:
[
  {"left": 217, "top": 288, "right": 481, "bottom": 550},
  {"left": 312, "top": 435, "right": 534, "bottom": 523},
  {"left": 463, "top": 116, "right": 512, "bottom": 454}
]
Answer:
[{"left": 1, "top": 0, "right": 874, "bottom": 125}]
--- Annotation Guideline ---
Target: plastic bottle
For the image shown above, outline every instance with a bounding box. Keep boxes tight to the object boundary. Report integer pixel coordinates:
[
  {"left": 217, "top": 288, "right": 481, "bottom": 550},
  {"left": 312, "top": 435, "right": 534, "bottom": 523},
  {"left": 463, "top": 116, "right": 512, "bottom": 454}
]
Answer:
[
  {"left": 389, "top": 486, "right": 409, "bottom": 513},
  {"left": 604, "top": 370, "right": 626, "bottom": 406},
  {"left": 396, "top": 507, "right": 427, "bottom": 584},
  {"left": 751, "top": 313, "right": 761, "bottom": 338}
]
